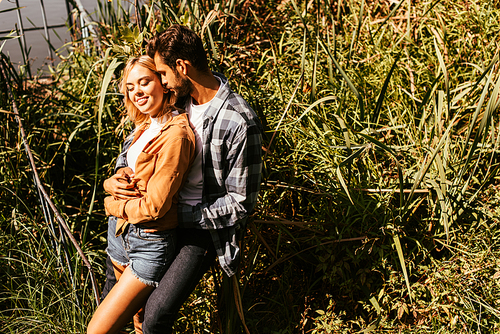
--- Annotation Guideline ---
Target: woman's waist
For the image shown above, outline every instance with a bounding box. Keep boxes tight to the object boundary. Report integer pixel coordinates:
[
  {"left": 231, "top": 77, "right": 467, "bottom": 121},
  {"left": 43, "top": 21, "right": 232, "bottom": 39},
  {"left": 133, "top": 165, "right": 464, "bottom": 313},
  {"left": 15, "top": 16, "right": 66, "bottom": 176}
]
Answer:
[{"left": 115, "top": 206, "right": 178, "bottom": 236}]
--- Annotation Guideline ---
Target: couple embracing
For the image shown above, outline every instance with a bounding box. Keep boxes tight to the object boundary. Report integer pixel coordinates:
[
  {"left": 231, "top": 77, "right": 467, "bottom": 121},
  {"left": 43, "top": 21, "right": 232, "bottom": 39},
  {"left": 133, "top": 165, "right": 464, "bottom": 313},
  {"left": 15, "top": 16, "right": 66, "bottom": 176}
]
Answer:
[{"left": 87, "top": 24, "right": 263, "bottom": 334}]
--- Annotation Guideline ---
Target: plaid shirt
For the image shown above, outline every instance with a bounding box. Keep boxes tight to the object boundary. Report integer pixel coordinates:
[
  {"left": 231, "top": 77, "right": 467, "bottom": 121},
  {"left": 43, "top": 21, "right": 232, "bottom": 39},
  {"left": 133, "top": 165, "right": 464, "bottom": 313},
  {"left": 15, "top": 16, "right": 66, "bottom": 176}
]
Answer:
[{"left": 115, "top": 72, "right": 263, "bottom": 277}]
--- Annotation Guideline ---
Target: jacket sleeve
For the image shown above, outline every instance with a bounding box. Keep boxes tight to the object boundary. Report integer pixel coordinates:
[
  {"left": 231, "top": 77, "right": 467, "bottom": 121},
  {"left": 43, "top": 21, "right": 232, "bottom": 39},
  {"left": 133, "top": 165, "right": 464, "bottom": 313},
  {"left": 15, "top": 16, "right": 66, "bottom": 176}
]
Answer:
[
  {"left": 197, "top": 121, "right": 262, "bottom": 229},
  {"left": 106, "top": 131, "right": 195, "bottom": 224}
]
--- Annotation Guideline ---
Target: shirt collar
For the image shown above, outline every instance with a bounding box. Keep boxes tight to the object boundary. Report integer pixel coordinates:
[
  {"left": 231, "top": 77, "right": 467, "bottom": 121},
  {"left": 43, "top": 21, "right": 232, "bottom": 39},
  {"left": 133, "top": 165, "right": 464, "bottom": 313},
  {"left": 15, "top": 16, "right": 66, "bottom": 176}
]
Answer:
[{"left": 204, "top": 72, "right": 231, "bottom": 120}]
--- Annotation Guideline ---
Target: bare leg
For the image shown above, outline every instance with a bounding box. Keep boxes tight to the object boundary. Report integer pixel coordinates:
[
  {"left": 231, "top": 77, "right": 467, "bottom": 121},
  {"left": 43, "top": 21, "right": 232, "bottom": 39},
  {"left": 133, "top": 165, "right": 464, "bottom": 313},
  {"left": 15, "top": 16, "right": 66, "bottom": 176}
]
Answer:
[
  {"left": 110, "top": 262, "right": 144, "bottom": 334},
  {"left": 87, "top": 266, "right": 154, "bottom": 334}
]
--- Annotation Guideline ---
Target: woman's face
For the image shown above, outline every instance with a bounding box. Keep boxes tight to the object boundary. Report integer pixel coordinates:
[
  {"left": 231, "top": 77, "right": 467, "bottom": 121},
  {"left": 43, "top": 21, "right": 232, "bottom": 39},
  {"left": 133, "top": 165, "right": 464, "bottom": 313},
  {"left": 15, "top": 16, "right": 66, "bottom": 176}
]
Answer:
[{"left": 126, "top": 64, "right": 164, "bottom": 118}]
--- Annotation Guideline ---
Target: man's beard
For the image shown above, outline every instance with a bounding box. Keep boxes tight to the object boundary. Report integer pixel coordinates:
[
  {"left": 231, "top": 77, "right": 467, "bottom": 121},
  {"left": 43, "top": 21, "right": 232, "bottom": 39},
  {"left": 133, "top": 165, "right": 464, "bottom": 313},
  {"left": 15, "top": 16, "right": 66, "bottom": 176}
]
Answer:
[{"left": 171, "top": 73, "right": 192, "bottom": 100}]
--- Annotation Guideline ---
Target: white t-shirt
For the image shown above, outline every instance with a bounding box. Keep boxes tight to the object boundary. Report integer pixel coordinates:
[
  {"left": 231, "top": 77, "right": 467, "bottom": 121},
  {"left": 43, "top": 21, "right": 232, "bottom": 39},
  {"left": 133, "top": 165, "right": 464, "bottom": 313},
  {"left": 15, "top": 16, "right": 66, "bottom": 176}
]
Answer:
[
  {"left": 179, "top": 78, "right": 225, "bottom": 205},
  {"left": 127, "top": 115, "right": 169, "bottom": 172}
]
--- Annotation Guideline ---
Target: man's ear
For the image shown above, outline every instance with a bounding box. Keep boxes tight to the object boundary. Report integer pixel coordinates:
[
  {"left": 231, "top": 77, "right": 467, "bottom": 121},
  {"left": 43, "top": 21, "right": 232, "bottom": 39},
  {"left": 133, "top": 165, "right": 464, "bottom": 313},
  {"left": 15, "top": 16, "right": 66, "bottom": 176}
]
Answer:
[{"left": 176, "top": 59, "right": 192, "bottom": 75}]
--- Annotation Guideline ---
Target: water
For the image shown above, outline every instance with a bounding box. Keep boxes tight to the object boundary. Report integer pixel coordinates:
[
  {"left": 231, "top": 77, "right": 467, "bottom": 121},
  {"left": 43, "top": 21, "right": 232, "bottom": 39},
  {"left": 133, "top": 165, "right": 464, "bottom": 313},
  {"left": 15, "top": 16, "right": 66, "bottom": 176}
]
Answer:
[{"left": 0, "top": 0, "right": 113, "bottom": 74}]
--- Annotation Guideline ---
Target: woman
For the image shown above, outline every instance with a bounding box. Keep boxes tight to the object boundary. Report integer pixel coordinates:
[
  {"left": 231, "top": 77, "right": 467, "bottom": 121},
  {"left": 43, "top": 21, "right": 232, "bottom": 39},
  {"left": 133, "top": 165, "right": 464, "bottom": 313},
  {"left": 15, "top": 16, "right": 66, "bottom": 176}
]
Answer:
[{"left": 87, "top": 55, "right": 195, "bottom": 334}]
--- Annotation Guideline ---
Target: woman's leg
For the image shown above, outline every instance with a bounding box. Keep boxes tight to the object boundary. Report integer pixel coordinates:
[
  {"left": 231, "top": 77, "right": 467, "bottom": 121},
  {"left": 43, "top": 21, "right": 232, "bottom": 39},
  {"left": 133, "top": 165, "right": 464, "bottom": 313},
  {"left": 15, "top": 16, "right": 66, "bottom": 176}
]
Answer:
[
  {"left": 87, "top": 266, "right": 154, "bottom": 334},
  {"left": 111, "top": 261, "right": 145, "bottom": 334}
]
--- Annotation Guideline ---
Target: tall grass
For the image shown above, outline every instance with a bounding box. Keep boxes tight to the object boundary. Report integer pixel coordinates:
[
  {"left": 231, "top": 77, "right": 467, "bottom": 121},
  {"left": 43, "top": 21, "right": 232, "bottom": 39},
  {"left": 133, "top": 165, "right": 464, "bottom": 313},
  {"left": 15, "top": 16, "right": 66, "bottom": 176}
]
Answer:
[
  {"left": 237, "top": 0, "right": 500, "bottom": 331},
  {"left": 1, "top": 0, "right": 500, "bottom": 332}
]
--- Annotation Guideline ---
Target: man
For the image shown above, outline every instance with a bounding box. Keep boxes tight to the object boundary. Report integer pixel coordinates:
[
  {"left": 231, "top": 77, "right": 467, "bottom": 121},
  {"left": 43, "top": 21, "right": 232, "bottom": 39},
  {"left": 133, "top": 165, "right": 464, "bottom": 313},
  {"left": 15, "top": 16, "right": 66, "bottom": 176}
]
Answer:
[{"left": 103, "top": 24, "right": 263, "bottom": 333}]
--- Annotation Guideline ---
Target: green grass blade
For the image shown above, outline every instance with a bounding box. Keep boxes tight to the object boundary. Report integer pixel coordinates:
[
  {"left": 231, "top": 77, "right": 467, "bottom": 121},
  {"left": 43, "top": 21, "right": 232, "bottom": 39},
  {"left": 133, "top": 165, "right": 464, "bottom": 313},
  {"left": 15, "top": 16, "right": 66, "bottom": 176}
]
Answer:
[
  {"left": 393, "top": 233, "right": 412, "bottom": 301},
  {"left": 371, "top": 53, "right": 401, "bottom": 125},
  {"left": 433, "top": 36, "right": 449, "bottom": 94},
  {"left": 334, "top": 114, "right": 352, "bottom": 151},
  {"left": 336, "top": 166, "right": 353, "bottom": 204},
  {"left": 338, "top": 146, "right": 368, "bottom": 168},
  {"left": 311, "top": 34, "right": 319, "bottom": 102},
  {"left": 0, "top": 6, "right": 24, "bottom": 14},
  {"left": 428, "top": 179, "right": 449, "bottom": 241},
  {"left": 347, "top": 0, "right": 364, "bottom": 64},
  {"left": 460, "top": 69, "right": 499, "bottom": 178},
  {"left": 293, "top": 95, "right": 337, "bottom": 125},
  {"left": 318, "top": 37, "right": 365, "bottom": 122},
  {"left": 87, "top": 58, "right": 122, "bottom": 220}
]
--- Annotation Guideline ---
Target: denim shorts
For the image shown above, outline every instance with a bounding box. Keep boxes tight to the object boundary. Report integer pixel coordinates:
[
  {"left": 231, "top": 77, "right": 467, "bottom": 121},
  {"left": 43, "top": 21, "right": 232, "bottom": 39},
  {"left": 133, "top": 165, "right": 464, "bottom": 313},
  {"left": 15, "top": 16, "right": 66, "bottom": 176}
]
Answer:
[{"left": 106, "top": 216, "right": 176, "bottom": 287}]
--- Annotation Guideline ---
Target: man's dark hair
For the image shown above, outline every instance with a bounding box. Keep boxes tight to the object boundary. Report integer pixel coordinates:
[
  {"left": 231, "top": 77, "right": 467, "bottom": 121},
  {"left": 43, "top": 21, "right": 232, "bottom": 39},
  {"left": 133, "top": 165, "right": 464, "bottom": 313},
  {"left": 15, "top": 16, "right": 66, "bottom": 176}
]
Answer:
[{"left": 147, "top": 24, "right": 210, "bottom": 73}]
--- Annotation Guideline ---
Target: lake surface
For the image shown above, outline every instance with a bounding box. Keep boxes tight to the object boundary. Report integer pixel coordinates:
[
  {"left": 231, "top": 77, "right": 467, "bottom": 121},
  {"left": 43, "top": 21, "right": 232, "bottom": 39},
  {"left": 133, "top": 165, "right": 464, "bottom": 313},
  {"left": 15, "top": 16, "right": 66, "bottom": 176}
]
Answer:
[{"left": 0, "top": 0, "right": 132, "bottom": 74}]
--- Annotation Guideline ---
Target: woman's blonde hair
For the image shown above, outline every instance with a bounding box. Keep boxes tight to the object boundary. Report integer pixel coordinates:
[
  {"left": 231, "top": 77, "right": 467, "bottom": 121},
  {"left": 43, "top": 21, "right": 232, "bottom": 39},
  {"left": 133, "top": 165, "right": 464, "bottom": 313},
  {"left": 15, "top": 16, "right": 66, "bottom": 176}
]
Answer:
[{"left": 120, "top": 55, "right": 176, "bottom": 126}]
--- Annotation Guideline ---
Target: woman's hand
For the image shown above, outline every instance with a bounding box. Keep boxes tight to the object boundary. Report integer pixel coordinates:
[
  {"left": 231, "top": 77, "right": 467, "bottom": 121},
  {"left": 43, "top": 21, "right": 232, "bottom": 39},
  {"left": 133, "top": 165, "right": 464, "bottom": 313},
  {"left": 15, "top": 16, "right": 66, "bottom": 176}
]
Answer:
[{"left": 103, "top": 167, "right": 141, "bottom": 200}]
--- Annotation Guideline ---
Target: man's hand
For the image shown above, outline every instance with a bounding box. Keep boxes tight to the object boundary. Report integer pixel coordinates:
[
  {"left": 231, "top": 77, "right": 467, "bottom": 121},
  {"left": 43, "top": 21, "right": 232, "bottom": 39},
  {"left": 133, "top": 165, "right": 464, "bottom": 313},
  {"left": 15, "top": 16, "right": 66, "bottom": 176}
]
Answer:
[{"left": 103, "top": 167, "right": 141, "bottom": 200}]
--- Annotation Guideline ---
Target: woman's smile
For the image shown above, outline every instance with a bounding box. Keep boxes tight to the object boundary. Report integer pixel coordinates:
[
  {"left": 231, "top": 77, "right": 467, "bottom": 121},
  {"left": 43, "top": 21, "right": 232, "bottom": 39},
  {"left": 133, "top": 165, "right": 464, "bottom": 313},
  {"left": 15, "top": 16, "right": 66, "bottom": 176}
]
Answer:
[{"left": 136, "top": 96, "right": 149, "bottom": 106}]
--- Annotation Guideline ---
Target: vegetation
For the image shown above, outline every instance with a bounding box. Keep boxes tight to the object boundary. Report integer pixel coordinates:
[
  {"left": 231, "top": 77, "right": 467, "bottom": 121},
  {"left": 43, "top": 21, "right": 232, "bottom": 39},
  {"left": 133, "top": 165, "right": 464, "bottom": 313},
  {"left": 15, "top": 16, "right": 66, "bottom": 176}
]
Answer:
[{"left": 1, "top": 0, "right": 500, "bottom": 332}]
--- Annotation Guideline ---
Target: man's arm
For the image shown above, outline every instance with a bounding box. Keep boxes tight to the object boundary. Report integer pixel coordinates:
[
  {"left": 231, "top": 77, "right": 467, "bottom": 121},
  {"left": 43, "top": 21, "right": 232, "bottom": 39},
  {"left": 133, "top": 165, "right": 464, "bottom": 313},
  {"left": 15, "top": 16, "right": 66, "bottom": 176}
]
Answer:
[
  {"left": 204, "top": 120, "right": 262, "bottom": 276},
  {"left": 202, "top": 122, "right": 262, "bottom": 226},
  {"left": 180, "top": 119, "right": 262, "bottom": 229},
  {"left": 114, "top": 133, "right": 133, "bottom": 172}
]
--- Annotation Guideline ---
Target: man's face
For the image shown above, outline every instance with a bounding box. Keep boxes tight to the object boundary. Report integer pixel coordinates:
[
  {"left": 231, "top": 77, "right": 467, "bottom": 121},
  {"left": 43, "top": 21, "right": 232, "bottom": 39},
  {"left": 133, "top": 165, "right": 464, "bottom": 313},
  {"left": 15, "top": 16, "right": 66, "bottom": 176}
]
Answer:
[{"left": 154, "top": 53, "right": 192, "bottom": 99}]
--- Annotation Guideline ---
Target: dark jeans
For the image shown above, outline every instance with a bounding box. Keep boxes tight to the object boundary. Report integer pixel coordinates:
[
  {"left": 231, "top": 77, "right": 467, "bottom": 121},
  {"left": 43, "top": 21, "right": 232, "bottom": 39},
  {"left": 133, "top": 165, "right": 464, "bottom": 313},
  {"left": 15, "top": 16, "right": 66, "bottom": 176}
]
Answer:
[{"left": 101, "top": 228, "right": 216, "bottom": 334}]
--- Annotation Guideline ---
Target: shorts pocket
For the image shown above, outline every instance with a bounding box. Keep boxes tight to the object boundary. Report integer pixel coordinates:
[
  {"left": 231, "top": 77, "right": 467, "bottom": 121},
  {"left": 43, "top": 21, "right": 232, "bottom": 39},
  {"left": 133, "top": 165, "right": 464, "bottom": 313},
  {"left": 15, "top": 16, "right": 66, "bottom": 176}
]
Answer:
[{"left": 135, "top": 226, "right": 173, "bottom": 241}]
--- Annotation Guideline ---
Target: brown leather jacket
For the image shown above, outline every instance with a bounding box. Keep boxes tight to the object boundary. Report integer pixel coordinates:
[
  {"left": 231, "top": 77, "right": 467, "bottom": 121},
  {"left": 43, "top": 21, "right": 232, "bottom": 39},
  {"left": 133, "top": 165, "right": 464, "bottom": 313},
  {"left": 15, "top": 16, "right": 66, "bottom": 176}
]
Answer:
[{"left": 104, "top": 113, "right": 195, "bottom": 236}]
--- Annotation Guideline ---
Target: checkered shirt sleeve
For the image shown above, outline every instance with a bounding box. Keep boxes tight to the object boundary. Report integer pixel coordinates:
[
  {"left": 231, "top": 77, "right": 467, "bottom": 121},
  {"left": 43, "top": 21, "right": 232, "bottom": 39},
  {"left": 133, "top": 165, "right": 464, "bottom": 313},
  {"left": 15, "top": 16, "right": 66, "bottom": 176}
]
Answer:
[{"left": 114, "top": 134, "right": 133, "bottom": 172}]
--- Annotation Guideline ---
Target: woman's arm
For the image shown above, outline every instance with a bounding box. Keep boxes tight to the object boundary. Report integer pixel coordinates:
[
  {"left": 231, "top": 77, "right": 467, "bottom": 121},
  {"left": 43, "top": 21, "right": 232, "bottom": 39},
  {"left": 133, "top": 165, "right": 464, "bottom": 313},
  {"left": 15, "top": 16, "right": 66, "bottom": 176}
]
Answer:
[
  {"left": 103, "top": 131, "right": 140, "bottom": 200},
  {"left": 103, "top": 167, "right": 140, "bottom": 200},
  {"left": 105, "top": 126, "right": 195, "bottom": 224}
]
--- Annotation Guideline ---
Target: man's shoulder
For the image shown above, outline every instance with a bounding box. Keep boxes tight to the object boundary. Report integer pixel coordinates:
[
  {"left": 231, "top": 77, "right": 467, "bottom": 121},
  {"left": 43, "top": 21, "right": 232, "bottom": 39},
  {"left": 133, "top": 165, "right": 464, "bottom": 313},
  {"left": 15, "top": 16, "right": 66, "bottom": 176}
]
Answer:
[
  {"left": 224, "top": 92, "right": 253, "bottom": 114},
  {"left": 225, "top": 91, "right": 252, "bottom": 111},
  {"left": 218, "top": 94, "right": 261, "bottom": 132},
  {"left": 213, "top": 73, "right": 252, "bottom": 110},
  {"left": 211, "top": 72, "right": 261, "bottom": 131},
  {"left": 219, "top": 85, "right": 258, "bottom": 122}
]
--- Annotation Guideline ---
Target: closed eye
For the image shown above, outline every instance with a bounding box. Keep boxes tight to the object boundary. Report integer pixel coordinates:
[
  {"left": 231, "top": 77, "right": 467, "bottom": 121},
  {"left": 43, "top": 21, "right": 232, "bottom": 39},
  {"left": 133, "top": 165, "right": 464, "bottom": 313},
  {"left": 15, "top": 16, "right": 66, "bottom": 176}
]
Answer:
[{"left": 140, "top": 79, "right": 151, "bottom": 87}]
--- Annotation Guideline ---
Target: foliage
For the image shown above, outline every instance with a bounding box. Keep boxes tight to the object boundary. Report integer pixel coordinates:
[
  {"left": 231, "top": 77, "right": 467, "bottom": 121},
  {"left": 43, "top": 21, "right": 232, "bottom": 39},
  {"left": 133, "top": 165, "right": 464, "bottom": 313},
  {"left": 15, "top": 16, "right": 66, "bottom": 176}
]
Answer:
[{"left": 1, "top": 0, "right": 500, "bottom": 333}]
